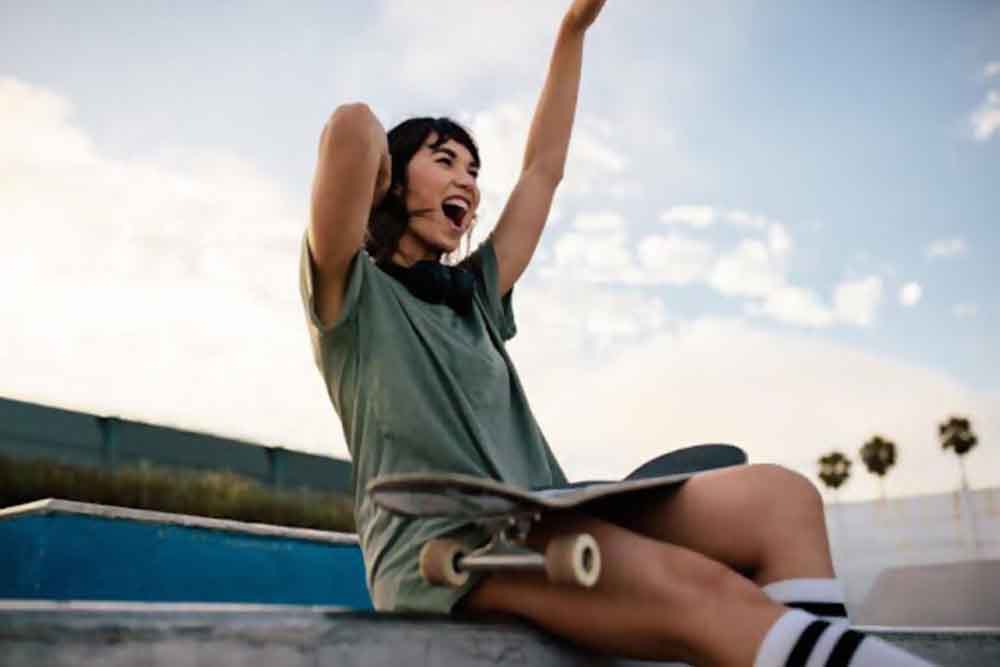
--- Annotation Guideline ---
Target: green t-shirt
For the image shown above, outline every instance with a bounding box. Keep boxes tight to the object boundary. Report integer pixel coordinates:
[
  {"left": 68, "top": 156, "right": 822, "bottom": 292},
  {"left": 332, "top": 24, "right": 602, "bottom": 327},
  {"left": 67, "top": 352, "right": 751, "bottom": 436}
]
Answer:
[{"left": 299, "top": 234, "right": 567, "bottom": 612}]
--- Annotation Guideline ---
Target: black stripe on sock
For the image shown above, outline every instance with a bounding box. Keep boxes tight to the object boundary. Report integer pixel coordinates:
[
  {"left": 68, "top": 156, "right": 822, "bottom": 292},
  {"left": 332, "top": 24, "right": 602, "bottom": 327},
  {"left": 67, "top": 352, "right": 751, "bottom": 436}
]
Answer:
[
  {"left": 787, "top": 601, "right": 848, "bottom": 617},
  {"left": 825, "top": 629, "right": 865, "bottom": 667},
  {"left": 786, "top": 620, "right": 830, "bottom": 667}
]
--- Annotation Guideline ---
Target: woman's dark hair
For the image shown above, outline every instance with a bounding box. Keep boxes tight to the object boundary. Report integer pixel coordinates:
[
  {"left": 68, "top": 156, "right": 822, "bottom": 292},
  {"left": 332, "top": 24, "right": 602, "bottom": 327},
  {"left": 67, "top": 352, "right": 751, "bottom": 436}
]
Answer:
[{"left": 365, "top": 117, "right": 480, "bottom": 264}]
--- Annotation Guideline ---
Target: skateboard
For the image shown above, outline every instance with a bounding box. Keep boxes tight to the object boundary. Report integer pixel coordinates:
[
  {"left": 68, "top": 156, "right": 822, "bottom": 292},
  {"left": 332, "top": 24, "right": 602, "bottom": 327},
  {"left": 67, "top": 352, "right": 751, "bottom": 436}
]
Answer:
[{"left": 367, "top": 443, "right": 746, "bottom": 589}]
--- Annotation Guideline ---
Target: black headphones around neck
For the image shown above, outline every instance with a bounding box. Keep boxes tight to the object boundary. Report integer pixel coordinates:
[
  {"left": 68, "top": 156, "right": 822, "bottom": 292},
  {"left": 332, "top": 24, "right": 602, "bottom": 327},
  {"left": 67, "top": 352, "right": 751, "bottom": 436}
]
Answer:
[{"left": 378, "top": 260, "right": 475, "bottom": 315}]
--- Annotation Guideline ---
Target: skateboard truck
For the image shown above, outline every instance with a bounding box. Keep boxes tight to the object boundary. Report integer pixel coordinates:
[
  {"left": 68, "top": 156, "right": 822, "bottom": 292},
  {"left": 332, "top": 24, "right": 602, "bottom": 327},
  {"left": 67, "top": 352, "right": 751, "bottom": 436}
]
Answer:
[{"left": 419, "top": 512, "right": 601, "bottom": 589}]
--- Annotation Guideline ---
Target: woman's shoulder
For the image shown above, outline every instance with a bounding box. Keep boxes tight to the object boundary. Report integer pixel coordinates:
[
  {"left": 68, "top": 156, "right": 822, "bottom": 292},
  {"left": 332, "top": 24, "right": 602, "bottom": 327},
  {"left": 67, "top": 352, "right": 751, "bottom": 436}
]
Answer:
[{"left": 300, "top": 236, "right": 401, "bottom": 339}]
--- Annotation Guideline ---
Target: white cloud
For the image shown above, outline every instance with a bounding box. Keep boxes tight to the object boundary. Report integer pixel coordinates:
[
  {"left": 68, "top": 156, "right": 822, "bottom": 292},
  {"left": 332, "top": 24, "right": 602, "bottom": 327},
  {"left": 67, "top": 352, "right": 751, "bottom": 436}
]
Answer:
[
  {"left": 466, "top": 103, "right": 530, "bottom": 228},
  {"left": 465, "top": 101, "right": 552, "bottom": 244},
  {"left": 768, "top": 223, "right": 793, "bottom": 257},
  {"left": 568, "top": 130, "right": 628, "bottom": 174},
  {"left": 544, "top": 218, "right": 717, "bottom": 287},
  {"left": 660, "top": 205, "right": 716, "bottom": 228},
  {"left": 508, "top": 308, "right": 1000, "bottom": 501},
  {"left": 968, "top": 63, "right": 1000, "bottom": 141},
  {"left": 760, "top": 286, "right": 835, "bottom": 328},
  {"left": 660, "top": 210, "right": 844, "bottom": 329},
  {"left": 546, "top": 119, "right": 630, "bottom": 198},
  {"left": 370, "top": 1, "right": 563, "bottom": 102},
  {"left": 899, "top": 282, "right": 923, "bottom": 307},
  {"left": 659, "top": 206, "right": 779, "bottom": 232},
  {"left": 953, "top": 303, "right": 978, "bottom": 319},
  {"left": 636, "top": 233, "right": 716, "bottom": 285},
  {"left": 834, "top": 276, "right": 883, "bottom": 327},
  {"left": 724, "top": 209, "right": 771, "bottom": 229},
  {"left": 607, "top": 180, "right": 643, "bottom": 199},
  {"left": 925, "top": 237, "right": 967, "bottom": 259},
  {"left": 547, "top": 229, "right": 637, "bottom": 284},
  {"left": 544, "top": 202, "right": 885, "bottom": 330},
  {"left": 741, "top": 268, "right": 884, "bottom": 330},
  {"left": 1, "top": 78, "right": 92, "bottom": 165},
  {"left": 971, "top": 89, "right": 1000, "bottom": 141},
  {"left": 465, "top": 102, "right": 628, "bottom": 243},
  {"left": 709, "top": 239, "right": 785, "bottom": 298},
  {"left": 574, "top": 211, "right": 626, "bottom": 232},
  {"left": 0, "top": 77, "right": 343, "bottom": 455},
  {"left": 509, "top": 284, "right": 669, "bottom": 364}
]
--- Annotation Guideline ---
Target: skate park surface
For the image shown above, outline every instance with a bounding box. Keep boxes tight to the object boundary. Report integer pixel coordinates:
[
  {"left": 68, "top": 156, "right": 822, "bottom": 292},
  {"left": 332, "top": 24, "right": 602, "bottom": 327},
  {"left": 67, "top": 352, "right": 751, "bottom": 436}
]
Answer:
[
  {"left": 2, "top": 600, "right": 999, "bottom": 666},
  {"left": 2, "top": 499, "right": 998, "bottom": 665}
]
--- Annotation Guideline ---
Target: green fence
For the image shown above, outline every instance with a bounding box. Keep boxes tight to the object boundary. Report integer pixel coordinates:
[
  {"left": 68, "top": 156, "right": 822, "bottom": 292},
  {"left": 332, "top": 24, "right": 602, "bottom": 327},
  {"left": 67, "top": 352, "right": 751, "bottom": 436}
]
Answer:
[{"left": 0, "top": 397, "right": 352, "bottom": 495}]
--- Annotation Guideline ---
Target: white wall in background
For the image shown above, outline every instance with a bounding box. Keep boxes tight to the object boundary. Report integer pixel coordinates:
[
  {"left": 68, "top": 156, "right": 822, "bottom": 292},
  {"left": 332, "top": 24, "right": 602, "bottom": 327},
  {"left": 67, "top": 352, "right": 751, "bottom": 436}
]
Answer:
[{"left": 824, "top": 487, "right": 1000, "bottom": 613}]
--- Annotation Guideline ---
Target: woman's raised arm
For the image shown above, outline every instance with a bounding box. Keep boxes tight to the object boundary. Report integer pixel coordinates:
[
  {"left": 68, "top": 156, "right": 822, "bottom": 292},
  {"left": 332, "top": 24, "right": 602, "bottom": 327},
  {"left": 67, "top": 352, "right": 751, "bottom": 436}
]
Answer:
[
  {"left": 308, "top": 103, "right": 391, "bottom": 327},
  {"left": 490, "top": 0, "right": 607, "bottom": 296}
]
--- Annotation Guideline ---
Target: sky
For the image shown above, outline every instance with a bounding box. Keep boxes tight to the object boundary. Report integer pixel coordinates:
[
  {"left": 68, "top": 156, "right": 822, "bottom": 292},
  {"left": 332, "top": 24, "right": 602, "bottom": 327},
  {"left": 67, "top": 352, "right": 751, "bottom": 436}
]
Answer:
[{"left": 1, "top": 1, "right": 998, "bottom": 501}]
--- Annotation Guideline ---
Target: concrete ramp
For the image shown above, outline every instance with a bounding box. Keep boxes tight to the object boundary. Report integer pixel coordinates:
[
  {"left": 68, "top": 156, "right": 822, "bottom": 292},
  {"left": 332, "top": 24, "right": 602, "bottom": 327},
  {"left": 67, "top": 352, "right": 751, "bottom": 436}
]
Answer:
[
  {"left": 857, "top": 560, "right": 1000, "bottom": 627},
  {"left": 2, "top": 601, "right": 998, "bottom": 666}
]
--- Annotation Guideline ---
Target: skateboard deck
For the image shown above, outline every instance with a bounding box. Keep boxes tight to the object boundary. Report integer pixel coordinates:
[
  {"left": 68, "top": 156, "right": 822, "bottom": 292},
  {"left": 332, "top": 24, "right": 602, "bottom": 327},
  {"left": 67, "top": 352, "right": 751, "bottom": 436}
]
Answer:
[
  {"left": 368, "top": 443, "right": 746, "bottom": 519},
  {"left": 367, "top": 444, "right": 746, "bottom": 589}
]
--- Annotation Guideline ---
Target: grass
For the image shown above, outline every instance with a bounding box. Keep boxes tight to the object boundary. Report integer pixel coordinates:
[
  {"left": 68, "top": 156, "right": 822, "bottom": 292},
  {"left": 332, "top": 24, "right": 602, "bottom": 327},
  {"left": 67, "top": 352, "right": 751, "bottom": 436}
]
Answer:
[{"left": 0, "top": 455, "right": 355, "bottom": 533}]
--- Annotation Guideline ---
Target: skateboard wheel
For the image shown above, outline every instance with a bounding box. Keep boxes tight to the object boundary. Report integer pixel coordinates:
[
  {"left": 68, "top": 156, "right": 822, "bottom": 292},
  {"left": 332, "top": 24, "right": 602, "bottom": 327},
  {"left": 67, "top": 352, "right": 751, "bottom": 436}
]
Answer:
[
  {"left": 419, "top": 539, "right": 470, "bottom": 588},
  {"left": 545, "top": 533, "right": 601, "bottom": 588}
]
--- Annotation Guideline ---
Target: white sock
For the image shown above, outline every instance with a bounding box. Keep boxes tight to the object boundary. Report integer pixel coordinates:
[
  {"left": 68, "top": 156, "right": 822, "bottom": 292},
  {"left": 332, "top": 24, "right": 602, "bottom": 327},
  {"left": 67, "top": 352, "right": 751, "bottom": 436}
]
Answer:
[
  {"left": 754, "top": 610, "right": 936, "bottom": 667},
  {"left": 762, "top": 578, "right": 848, "bottom": 619}
]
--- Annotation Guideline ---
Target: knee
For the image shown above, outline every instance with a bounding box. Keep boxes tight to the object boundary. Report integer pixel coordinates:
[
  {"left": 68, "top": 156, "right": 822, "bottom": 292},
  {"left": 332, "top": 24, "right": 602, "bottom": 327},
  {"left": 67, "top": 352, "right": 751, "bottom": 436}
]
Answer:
[
  {"left": 747, "top": 462, "right": 823, "bottom": 508},
  {"left": 742, "top": 464, "right": 827, "bottom": 540}
]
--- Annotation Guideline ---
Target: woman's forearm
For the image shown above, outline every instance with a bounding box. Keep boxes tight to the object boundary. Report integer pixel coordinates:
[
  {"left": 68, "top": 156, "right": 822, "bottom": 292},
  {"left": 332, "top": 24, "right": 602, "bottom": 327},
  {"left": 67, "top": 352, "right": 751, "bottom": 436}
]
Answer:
[
  {"left": 487, "top": 2, "right": 606, "bottom": 294},
  {"left": 521, "top": 18, "right": 586, "bottom": 181}
]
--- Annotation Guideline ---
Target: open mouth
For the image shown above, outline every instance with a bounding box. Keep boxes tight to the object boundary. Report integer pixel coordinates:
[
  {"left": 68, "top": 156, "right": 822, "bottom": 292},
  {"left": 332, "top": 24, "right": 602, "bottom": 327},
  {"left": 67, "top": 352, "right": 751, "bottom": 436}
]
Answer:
[{"left": 441, "top": 202, "right": 468, "bottom": 230}]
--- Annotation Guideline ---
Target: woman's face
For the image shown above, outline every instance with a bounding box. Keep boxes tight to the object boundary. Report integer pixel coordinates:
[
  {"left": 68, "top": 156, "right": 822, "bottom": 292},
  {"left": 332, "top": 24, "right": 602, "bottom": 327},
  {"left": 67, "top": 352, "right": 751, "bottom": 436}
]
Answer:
[{"left": 394, "top": 133, "right": 480, "bottom": 264}]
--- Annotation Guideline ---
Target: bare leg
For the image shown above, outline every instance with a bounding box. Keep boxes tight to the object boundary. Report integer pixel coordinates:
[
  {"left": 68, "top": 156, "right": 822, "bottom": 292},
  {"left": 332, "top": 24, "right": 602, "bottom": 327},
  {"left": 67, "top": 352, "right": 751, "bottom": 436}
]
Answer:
[
  {"left": 592, "top": 463, "right": 836, "bottom": 585},
  {"left": 461, "top": 467, "right": 933, "bottom": 665},
  {"left": 461, "top": 511, "right": 784, "bottom": 666}
]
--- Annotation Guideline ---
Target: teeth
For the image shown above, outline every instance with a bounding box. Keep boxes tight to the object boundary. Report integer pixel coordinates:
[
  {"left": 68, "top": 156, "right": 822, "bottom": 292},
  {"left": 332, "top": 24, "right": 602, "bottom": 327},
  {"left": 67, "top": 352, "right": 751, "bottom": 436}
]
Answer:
[{"left": 443, "top": 197, "right": 469, "bottom": 212}]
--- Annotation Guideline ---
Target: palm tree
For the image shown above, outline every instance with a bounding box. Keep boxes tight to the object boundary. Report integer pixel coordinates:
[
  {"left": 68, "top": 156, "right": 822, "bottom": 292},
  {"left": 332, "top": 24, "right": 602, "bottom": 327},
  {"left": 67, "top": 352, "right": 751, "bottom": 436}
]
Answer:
[
  {"left": 939, "top": 416, "right": 980, "bottom": 557},
  {"left": 818, "top": 451, "right": 852, "bottom": 500},
  {"left": 938, "top": 416, "right": 978, "bottom": 490},
  {"left": 817, "top": 450, "right": 853, "bottom": 603},
  {"left": 859, "top": 435, "right": 896, "bottom": 501}
]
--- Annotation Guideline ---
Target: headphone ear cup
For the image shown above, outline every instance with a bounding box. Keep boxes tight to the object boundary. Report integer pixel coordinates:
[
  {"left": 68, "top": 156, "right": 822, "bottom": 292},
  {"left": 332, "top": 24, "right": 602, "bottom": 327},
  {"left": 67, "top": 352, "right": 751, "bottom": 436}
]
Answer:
[
  {"left": 422, "top": 263, "right": 452, "bottom": 302},
  {"left": 451, "top": 269, "right": 476, "bottom": 301}
]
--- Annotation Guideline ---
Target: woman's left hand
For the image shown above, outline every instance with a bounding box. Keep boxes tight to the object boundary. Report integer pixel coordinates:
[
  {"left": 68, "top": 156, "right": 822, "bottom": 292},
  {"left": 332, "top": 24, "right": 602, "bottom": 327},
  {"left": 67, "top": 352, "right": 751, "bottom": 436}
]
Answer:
[{"left": 563, "top": 0, "right": 607, "bottom": 33}]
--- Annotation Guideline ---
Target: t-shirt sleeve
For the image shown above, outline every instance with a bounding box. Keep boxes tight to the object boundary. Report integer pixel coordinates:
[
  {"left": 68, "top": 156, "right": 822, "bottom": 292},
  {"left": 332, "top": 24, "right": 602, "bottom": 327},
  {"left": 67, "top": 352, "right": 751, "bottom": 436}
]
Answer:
[
  {"left": 460, "top": 236, "right": 517, "bottom": 341},
  {"left": 298, "top": 231, "right": 366, "bottom": 365}
]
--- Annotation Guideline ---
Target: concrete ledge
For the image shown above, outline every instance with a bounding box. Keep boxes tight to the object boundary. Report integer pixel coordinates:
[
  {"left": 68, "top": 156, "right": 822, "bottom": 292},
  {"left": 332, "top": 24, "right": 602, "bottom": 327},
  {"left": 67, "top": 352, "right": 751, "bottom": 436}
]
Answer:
[
  {"left": 3, "top": 601, "right": 999, "bottom": 666},
  {"left": 0, "top": 601, "right": 635, "bottom": 666},
  {"left": 860, "top": 626, "right": 1000, "bottom": 666},
  {"left": 0, "top": 498, "right": 358, "bottom": 544}
]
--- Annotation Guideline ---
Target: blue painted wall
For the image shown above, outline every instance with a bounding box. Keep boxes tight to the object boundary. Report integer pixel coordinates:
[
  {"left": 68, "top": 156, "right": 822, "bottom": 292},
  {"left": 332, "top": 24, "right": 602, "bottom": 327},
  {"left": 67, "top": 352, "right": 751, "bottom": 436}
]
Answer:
[{"left": 0, "top": 512, "right": 372, "bottom": 609}]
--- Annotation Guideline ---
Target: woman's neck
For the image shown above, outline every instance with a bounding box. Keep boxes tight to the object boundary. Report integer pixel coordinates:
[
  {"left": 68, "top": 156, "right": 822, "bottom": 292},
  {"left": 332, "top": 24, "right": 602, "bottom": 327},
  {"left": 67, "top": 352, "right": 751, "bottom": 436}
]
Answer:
[{"left": 390, "top": 236, "right": 440, "bottom": 267}]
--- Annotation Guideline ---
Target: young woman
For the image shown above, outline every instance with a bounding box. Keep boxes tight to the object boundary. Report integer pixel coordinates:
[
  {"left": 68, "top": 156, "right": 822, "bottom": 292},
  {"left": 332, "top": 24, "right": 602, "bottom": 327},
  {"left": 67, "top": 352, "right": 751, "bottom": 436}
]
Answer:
[{"left": 300, "top": 2, "right": 931, "bottom": 665}]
